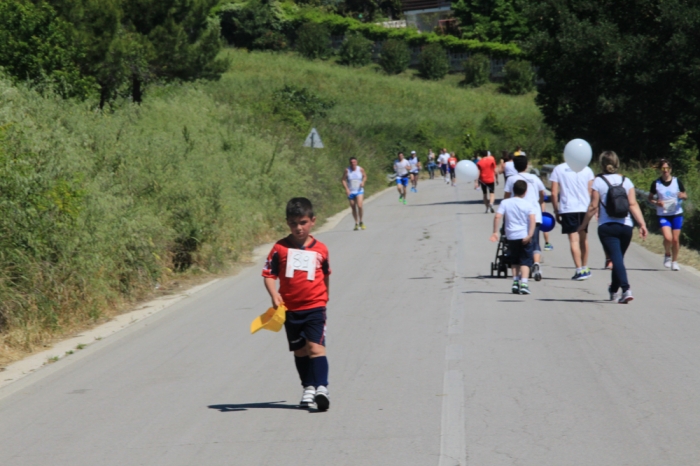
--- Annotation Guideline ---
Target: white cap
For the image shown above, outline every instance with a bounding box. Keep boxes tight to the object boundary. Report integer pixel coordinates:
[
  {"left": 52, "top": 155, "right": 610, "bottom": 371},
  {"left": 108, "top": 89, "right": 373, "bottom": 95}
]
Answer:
[
  {"left": 410, "top": 150, "right": 416, "bottom": 154},
  {"left": 487, "top": 151, "right": 492, "bottom": 156}
]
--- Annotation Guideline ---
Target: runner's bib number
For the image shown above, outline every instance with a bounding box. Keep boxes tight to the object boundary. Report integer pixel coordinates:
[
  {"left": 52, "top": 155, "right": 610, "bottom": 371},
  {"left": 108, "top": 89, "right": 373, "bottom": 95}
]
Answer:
[
  {"left": 286, "top": 249, "right": 317, "bottom": 280},
  {"left": 350, "top": 179, "right": 361, "bottom": 191},
  {"left": 662, "top": 198, "right": 678, "bottom": 215}
]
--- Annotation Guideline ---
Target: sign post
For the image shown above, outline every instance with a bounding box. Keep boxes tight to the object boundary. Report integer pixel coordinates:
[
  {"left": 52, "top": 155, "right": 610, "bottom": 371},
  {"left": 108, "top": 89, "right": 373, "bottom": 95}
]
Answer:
[{"left": 303, "top": 128, "right": 324, "bottom": 149}]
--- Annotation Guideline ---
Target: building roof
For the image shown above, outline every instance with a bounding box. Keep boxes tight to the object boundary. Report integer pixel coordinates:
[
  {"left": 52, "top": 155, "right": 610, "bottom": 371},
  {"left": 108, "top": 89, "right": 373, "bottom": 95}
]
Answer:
[{"left": 402, "top": 0, "right": 452, "bottom": 13}]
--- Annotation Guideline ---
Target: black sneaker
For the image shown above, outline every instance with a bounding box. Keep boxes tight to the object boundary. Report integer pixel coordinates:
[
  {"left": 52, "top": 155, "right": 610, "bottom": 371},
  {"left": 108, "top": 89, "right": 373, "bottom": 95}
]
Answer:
[
  {"left": 511, "top": 281, "right": 520, "bottom": 294},
  {"left": 532, "top": 264, "right": 542, "bottom": 281}
]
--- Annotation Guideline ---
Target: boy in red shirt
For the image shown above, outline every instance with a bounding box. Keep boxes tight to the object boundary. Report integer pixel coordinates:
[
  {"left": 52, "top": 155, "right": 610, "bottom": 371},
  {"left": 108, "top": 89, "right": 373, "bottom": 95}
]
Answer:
[
  {"left": 262, "top": 198, "right": 332, "bottom": 411},
  {"left": 477, "top": 150, "right": 497, "bottom": 213}
]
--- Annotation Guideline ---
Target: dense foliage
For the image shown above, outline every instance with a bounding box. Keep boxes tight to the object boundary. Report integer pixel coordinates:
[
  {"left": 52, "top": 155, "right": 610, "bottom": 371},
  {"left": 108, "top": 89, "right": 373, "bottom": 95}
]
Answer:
[
  {"left": 338, "top": 32, "right": 374, "bottom": 67},
  {"left": 452, "top": 0, "right": 530, "bottom": 43},
  {"left": 501, "top": 59, "right": 534, "bottom": 95},
  {"left": 526, "top": 0, "right": 700, "bottom": 160},
  {"left": 295, "top": 22, "right": 331, "bottom": 59},
  {"left": 0, "top": 0, "right": 226, "bottom": 105},
  {"left": 418, "top": 44, "right": 450, "bottom": 81},
  {"left": 378, "top": 39, "right": 411, "bottom": 75},
  {"left": 463, "top": 53, "right": 490, "bottom": 87}
]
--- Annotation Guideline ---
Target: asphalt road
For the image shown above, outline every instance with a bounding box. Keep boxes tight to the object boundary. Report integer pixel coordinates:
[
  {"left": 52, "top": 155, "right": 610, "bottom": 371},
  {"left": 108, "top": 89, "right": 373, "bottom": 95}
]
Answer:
[{"left": 2, "top": 178, "right": 700, "bottom": 466}]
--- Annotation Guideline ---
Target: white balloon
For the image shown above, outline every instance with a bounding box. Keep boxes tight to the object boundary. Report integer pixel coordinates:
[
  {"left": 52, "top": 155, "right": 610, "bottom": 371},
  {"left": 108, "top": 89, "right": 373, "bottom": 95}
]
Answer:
[
  {"left": 564, "top": 139, "right": 592, "bottom": 172},
  {"left": 456, "top": 160, "right": 479, "bottom": 182}
]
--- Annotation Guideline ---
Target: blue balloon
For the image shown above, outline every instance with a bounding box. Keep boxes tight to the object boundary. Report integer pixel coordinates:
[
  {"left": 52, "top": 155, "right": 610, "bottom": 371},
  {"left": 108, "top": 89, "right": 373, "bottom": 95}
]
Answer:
[{"left": 541, "top": 212, "right": 556, "bottom": 233}]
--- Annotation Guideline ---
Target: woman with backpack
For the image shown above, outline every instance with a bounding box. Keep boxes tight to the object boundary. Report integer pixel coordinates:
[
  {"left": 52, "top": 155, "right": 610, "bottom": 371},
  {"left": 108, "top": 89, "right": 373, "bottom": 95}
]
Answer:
[
  {"left": 578, "top": 151, "right": 648, "bottom": 303},
  {"left": 647, "top": 159, "right": 687, "bottom": 271}
]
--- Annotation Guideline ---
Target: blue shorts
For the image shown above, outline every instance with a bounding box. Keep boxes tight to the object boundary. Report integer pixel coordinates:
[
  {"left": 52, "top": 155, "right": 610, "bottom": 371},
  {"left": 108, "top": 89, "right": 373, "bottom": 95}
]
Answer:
[
  {"left": 659, "top": 215, "right": 683, "bottom": 230},
  {"left": 396, "top": 176, "right": 409, "bottom": 186},
  {"left": 284, "top": 308, "right": 326, "bottom": 351},
  {"left": 348, "top": 188, "right": 364, "bottom": 200},
  {"left": 507, "top": 239, "right": 534, "bottom": 267},
  {"left": 532, "top": 223, "right": 542, "bottom": 254}
]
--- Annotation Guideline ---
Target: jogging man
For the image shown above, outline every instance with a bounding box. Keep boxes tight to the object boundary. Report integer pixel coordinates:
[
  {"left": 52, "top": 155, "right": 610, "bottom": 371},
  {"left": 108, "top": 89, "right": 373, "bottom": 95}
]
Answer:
[
  {"left": 408, "top": 151, "right": 421, "bottom": 193},
  {"left": 394, "top": 152, "right": 411, "bottom": 204},
  {"left": 477, "top": 150, "right": 497, "bottom": 213},
  {"left": 341, "top": 157, "right": 367, "bottom": 230},
  {"left": 550, "top": 160, "right": 594, "bottom": 280},
  {"left": 438, "top": 149, "right": 449, "bottom": 183}
]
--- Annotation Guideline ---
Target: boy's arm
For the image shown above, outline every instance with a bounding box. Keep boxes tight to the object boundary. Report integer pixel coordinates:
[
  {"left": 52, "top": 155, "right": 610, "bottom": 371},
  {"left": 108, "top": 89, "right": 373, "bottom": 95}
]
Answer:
[
  {"left": 523, "top": 214, "right": 536, "bottom": 243},
  {"left": 264, "top": 277, "right": 283, "bottom": 308},
  {"left": 490, "top": 213, "right": 503, "bottom": 242},
  {"left": 324, "top": 275, "right": 330, "bottom": 299}
]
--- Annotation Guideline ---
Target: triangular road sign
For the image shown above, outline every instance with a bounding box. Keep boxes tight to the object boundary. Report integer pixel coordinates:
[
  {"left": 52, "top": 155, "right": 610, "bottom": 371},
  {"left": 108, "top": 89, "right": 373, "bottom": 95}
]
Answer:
[{"left": 303, "top": 128, "right": 324, "bottom": 149}]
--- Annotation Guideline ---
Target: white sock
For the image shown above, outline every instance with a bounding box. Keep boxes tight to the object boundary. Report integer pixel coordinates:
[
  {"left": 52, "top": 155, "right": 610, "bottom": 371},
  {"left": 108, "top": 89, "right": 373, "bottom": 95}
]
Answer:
[
  {"left": 576, "top": 267, "right": 583, "bottom": 273},
  {"left": 521, "top": 278, "right": 529, "bottom": 284}
]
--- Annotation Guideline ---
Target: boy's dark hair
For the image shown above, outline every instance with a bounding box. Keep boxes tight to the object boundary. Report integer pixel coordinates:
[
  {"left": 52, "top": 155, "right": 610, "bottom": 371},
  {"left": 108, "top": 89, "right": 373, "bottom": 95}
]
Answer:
[
  {"left": 513, "top": 180, "right": 528, "bottom": 196},
  {"left": 514, "top": 155, "right": 528, "bottom": 172},
  {"left": 349, "top": 157, "right": 357, "bottom": 163},
  {"left": 286, "top": 197, "right": 314, "bottom": 219}
]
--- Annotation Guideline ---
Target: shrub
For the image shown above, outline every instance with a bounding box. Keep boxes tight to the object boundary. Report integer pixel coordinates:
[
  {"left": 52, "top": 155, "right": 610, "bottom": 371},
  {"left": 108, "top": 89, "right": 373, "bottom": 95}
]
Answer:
[
  {"left": 338, "top": 33, "right": 373, "bottom": 67},
  {"left": 463, "top": 53, "right": 490, "bottom": 87},
  {"left": 253, "top": 30, "right": 288, "bottom": 51},
  {"left": 295, "top": 22, "right": 331, "bottom": 59},
  {"left": 379, "top": 39, "right": 410, "bottom": 75},
  {"left": 418, "top": 43, "right": 450, "bottom": 80},
  {"left": 501, "top": 60, "right": 534, "bottom": 95},
  {"left": 219, "top": 0, "right": 282, "bottom": 49}
]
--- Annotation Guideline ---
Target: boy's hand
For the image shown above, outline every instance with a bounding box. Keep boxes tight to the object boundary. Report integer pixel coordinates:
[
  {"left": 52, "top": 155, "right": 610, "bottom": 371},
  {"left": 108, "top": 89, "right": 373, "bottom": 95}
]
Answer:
[
  {"left": 271, "top": 293, "right": 284, "bottom": 308},
  {"left": 489, "top": 232, "right": 499, "bottom": 242},
  {"left": 522, "top": 235, "right": 532, "bottom": 244}
]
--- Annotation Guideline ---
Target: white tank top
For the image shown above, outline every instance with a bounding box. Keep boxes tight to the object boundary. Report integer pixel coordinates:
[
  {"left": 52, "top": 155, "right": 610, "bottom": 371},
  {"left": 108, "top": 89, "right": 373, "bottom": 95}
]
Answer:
[
  {"left": 347, "top": 166, "right": 363, "bottom": 194},
  {"left": 504, "top": 161, "right": 517, "bottom": 178},
  {"left": 409, "top": 157, "right": 419, "bottom": 171},
  {"left": 655, "top": 177, "right": 683, "bottom": 216}
]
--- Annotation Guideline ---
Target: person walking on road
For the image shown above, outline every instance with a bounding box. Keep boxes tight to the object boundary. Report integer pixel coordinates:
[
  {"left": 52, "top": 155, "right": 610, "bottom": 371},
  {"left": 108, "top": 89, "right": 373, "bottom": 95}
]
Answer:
[
  {"left": 578, "top": 151, "right": 648, "bottom": 303},
  {"left": 550, "top": 160, "right": 595, "bottom": 280},
  {"left": 427, "top": 149, "right": 436, "bottom": 179},
  {"left": 504, "top": 156, "right": 546, "bottom": 281},
  {"left": 262, "top": 198, "right": 332, "bottom": 410},
  {"left": 500, "top": 151, "right": 517, "bottom": 184},
  {"left": 448, "top": 152, "right": 458, "bottom": 187},
  {"left": 394, "top": 152, "right": 411, "bottom": 204},
  {"left": 648, "top": 159, "right": 688, "bottom": 271},
  {"left": 408, "top": 151, "right": 421, "bottom": 193},
  {"left": 491, "top": 180, "right": 537, "bottom": 295},
  {"left": 341, "top": 157, "right": 367, "bottom": 231},
  {"left": 438, "top": 149, "right": 450, "bottom": 184},
  {"left": 477, "top": 150, "right": 497, "bottom": 213}
]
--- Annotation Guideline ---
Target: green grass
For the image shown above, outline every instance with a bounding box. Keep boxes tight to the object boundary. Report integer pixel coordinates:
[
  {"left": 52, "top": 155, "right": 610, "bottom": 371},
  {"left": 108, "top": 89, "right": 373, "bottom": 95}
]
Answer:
[{"left": 0, "top": 49, "right": 552, "bottom": 365}]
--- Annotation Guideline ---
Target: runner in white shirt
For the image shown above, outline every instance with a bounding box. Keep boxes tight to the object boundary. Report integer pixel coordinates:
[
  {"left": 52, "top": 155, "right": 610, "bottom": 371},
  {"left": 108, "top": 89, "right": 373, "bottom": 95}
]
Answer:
[
  {"left": 550, "top": 161, "right": 595, "bottom": 280},
  {"left": 647, "top": 159, "right": 687, "bottom": 270},
  {"left": 394, "top": 152, "right": 411, "bottom": 205},
  {"left": 504, "top": 155, "right": 546, "bottom": 281},
  {"left": 341, "top": 157, "right": 367, "bottom": 231},
  {"left": 408, "top": 151, "right": 421, "bottom": 193},
  {"left": 438, "top": 149, "right": 449, "bottom": 184}
]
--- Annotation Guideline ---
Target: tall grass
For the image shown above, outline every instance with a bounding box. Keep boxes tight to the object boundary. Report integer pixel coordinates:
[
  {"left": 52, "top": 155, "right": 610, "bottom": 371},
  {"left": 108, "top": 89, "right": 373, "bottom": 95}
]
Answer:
[{"left": 0, "top": 49, "right": 553, "bottom": 363}]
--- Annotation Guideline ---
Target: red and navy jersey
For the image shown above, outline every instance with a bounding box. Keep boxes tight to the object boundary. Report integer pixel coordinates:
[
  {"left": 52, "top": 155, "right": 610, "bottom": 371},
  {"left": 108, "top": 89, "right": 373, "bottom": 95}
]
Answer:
[{"left": 262, "top": 236, "right": 331, "bottom": 311}]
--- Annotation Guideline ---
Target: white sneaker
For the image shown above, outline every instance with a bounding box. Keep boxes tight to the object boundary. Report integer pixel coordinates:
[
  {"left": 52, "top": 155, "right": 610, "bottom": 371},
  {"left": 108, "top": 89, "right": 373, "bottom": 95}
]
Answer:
[
  {"left": 618, "top": 289, "right": 634, "bottom": 304},
  {"left": 300, "top": 386, "right": 315, "bottom": 407},
  {"left": 672, "top": 262, "right": 681, "bottom": 271},
  {"left": 664, "top": 255, "right": 672, "bottom": 268},
  {"left": 314, "top": 386, "right": 330, "bottom": 411},
  {"left": 532, "top": 263, "right": 542, "bottom": 281}
]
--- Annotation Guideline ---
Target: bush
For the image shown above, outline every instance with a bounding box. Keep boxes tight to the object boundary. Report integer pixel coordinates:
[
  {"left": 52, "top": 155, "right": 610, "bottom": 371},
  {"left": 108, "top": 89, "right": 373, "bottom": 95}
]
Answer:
[
  {"left": 219, "top": 0, "right": 282, "bottom": 49},
  {"left": 463, "top": 53, "right": 490, "bottom": 87},
  {"left": 501, "top": 60, "right": 534, "bottom": 95},
  {"left": 253, "top": 31, "right": 288, "bottom": 51},
  {"left": 338, "top": 33, "right": 373, "bottom": 67},
  {"left": 295, "top": 22, "right": 331, "bottom": 60},
  {"left": 379, "top": 39, "right": 411, "bottom": 75},
  {"left": 418, "top": 43, "right": 450, "bottom": 80}
]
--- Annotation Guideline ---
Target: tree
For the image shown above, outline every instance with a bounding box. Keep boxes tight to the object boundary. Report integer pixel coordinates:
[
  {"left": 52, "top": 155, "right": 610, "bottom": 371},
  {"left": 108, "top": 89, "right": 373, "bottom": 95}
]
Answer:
[
  {"left": 452, "top": 0, "right": 530, "bottom": 43},
  {"left": 526, "top": 0, "right": 700, "bottom": 160},
  {"left": 0, "top": 0, "right": 96, "bottom": 98}
]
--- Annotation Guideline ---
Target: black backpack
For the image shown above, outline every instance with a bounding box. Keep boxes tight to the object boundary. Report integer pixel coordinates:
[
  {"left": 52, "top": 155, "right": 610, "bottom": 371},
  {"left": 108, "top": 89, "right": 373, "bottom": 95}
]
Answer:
[{"left": 598, "top": 174, "right": 630, "bottom": 218}]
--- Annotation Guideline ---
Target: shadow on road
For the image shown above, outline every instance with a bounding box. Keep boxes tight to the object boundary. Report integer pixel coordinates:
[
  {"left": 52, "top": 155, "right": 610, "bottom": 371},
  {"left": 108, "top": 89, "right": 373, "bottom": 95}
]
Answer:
[
  {"left": 409, "top": 199, "right": 502, "bottom": 207},
  {"left": 536, "top": 298, "right": 607, "bottom": 303},
  {"left": 208, "top": 402, "right": 301, "bottom": 412},
  {"left": 463, "top": 290, "right": 513, "bottom": 295}
]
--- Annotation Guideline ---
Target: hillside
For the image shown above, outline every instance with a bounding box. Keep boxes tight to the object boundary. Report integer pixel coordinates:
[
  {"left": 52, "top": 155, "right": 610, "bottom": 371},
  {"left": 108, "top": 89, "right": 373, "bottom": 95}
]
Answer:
[{"left": 0, "top": 49, "right": 551, "bottom": 364}]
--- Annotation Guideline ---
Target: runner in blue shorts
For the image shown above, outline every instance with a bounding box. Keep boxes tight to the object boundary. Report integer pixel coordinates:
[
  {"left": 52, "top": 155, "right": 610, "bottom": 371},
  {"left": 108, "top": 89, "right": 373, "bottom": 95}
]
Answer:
[
  {"left": 342, "top": 157, "right": 367, "bottom": 230},
  {"left": 648, "top": 159, "right": 687, "bottom": 271},
  {"left": 394, "top": 152, "right": 411, "bottom": 205}
]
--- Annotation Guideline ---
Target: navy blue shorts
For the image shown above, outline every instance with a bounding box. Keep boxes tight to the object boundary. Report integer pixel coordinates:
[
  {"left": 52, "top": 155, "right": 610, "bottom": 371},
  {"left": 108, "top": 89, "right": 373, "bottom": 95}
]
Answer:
[
  {"left": 560, "top": 212, "right": 587, "bottom": 234},
  {"left": 532, "top": 223, "right": 542, "bottom": 254},
  {"left": 284, "top": 308, "right": 326, "bottom": 351},
  {"left": 507, "top": 239, "right": 534, "bottom": 267}
]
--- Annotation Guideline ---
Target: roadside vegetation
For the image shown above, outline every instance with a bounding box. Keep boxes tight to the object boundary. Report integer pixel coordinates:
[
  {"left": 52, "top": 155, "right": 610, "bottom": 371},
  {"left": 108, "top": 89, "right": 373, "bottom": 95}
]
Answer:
[{"left": 0, "top": 49, "right": 550, "bottom": 365}]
